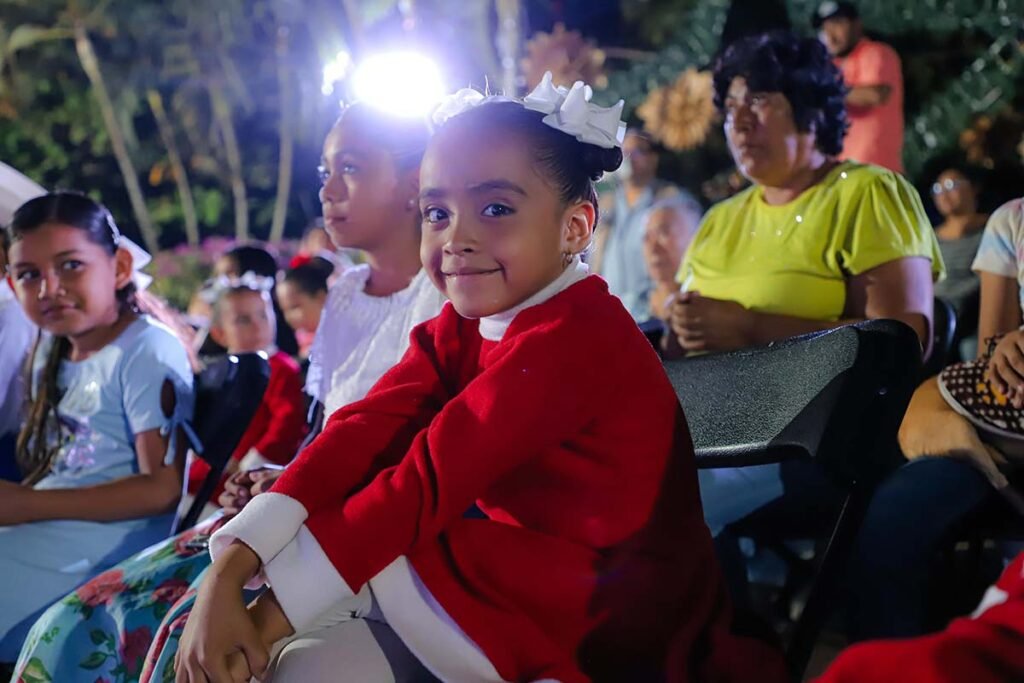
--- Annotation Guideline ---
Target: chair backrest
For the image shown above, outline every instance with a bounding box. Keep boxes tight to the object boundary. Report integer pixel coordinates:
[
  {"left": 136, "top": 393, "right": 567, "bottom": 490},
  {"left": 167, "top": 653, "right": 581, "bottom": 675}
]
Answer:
[
  {"left": 664, "top": 320, "right": 921, "bottom": 487},
  {"left": 173, "top": 351, "right": 270, "bottom": 533},
  {"left": 922, "top": 296, "right": 957, "bottom": 379}
]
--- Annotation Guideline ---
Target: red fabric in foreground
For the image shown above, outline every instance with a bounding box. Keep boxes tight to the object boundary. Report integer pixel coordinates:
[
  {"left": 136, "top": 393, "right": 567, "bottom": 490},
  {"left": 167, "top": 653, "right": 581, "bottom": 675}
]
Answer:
[{"left": 817, "top": 552, "right": 1024, "bottom": 683}]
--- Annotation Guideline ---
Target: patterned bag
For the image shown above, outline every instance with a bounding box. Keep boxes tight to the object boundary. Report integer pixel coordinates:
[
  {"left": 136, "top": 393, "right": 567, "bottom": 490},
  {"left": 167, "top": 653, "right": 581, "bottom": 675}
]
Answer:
[{"left": 938, "top": 335, "right": 1024, "bottom": 459}]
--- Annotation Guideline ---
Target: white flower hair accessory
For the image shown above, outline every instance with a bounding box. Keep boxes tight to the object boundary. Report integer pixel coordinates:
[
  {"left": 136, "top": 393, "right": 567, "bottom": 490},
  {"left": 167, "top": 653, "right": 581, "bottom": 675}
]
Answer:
[
  {"left": 430, "top": 88, "right": 508, "bottom": 129},
  {"left": 431, "top": 71, "right": 626, "bottom": 149},
  {"left": 199, "top": 270, "right": 276, "bottom": 305},
  {"left": 117, "top": 236, "right": 153, "bottom": 291}
]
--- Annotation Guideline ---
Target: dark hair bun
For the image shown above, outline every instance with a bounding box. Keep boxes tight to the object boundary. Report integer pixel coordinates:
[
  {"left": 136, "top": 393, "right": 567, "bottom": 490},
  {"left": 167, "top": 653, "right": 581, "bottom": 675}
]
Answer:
[
  {"left": 580, "top": 144, "right": 623, "bottom": 181},
  {"left": 283, "top": 258, "right": 333, "bottom": 296}
]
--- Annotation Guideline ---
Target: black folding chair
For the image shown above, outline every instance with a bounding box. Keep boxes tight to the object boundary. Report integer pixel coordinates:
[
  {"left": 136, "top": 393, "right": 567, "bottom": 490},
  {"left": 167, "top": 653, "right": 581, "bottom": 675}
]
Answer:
[
  {"left": 664, "top": 320, "right": 921, "bottom": 679},
  {"left": 638, "top": 318, "right": 666, "bottom": 350},
  {"left": 173, "top": 352, "right": 270, "bottom": 534},
  {"left": 922, "top": 296, "right": 957, "bottom": 379}
]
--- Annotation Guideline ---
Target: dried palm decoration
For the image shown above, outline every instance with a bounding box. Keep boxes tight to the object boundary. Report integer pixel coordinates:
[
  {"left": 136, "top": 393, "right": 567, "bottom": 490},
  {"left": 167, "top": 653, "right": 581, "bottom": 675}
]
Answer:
[
  {"left": 959, "top": 110, "right": 1024, "bottom": 170},
  {"left": 636, "top": 68, "right": 715, "bottom": 152},
  {"left": 521, "top": 23, "right": 607, "bottom": 91}
]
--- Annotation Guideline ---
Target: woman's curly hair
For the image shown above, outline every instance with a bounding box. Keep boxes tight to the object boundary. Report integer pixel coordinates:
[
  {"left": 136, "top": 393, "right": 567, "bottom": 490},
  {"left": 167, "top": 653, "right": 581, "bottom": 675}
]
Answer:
[{"left": 713, "top": 30, "right": 849, "bottom": 155}]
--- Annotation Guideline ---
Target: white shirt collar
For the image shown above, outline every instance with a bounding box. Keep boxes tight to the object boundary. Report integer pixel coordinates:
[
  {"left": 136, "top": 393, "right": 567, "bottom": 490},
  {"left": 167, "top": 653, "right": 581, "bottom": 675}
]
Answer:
[{"left": 477, "top": 257, "right": 589, "bottom": 342}]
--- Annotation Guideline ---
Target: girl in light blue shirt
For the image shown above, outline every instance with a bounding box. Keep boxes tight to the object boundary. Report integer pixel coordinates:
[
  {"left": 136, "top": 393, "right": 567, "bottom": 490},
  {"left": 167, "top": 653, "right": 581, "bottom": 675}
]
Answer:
[{"left": 0, "top": 192, "right": 193, "bottom": 661}]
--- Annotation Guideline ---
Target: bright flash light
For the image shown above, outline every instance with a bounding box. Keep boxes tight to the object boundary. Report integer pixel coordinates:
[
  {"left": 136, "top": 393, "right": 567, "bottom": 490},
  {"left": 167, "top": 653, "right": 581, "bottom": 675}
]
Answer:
[
  {"left": 352, "top": 52, "right": 444, "bottom": 118},
  {"left": 321, "top": 50, "right": 353, "bottom": 95}
]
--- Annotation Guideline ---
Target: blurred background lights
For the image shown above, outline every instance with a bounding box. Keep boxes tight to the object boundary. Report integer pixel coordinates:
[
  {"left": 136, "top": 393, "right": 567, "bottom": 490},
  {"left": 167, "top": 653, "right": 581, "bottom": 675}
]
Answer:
[
  {"left": 321, "top": 50, "right": 353, "bottom": 95},
  {"left": 351, "top": 51, "right": 445, "bottom": 117}
]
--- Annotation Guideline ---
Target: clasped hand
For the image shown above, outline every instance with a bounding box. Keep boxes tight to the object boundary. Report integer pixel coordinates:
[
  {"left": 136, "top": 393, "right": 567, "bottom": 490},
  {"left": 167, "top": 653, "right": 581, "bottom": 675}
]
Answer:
[
  {"left": 669, "top": 290, "right": 756, "bottom": 354},
  {"left": 175, "top": 544, "right": 268, "bottom": 683},
  {"left": 218, "top": 467, "right": 283, "bottom": 516}
]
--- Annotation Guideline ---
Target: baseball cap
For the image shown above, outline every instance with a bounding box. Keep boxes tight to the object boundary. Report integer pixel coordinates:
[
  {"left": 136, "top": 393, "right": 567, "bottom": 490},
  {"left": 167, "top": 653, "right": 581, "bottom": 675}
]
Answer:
[{"left": 812, "top": 1, "right": 859, "bottom": 28}]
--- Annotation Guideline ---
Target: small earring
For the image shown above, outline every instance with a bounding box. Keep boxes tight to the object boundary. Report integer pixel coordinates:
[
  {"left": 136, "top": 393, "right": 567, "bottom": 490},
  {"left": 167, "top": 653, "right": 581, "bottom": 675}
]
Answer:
[{"left": 561, "top": 251, "right": 574, "bottom": 267}]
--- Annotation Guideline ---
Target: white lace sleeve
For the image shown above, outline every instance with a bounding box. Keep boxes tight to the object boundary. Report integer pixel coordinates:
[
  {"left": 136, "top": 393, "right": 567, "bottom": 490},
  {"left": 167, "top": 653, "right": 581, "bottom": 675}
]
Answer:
[{"left": 304, "top": 264, "right": 371, "bottom": 403}]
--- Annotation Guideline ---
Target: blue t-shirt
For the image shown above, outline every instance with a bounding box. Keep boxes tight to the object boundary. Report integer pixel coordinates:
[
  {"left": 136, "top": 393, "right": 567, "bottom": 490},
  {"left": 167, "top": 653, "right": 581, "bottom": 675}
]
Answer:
[{"left": 31, "top": 315, "right": 194, "bottom": 490}]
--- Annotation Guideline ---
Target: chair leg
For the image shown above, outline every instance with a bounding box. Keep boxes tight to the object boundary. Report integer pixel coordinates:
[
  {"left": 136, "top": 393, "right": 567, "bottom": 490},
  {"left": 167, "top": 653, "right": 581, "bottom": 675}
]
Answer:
[
  {"left": 785, "top": 485, "right": 869, "bottom": 679},
  {"left": 174, "top": 463, "right": 229, "bottom": 534}
]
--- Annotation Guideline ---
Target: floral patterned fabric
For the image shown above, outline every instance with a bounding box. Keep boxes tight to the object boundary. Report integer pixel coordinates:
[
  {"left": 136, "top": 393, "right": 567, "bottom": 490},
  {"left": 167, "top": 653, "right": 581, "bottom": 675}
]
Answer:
[
  {"left": 12, "top": 519, "right": 221, "bottom": 683},
  {"left": 140, "top": 560, "right": 265, "bottom": 683},
  {"left": 138, "top": 577, "right": 204, "bottom": 683}
]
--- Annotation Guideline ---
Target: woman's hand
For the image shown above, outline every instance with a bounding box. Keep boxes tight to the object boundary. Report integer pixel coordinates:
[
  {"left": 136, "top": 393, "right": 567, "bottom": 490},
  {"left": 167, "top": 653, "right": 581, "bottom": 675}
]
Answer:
[
  {"left": 669, "top": 290, "right": 757, "bottom": 353},
  {"left": 175, "top": 543, "right": 268, "bottom": 683},
  {"left": 988, "top": 330, "right": 1024, "bottom": 408},
  {"left": 218, "top": 468, "right": 284, "bottom": 516}
]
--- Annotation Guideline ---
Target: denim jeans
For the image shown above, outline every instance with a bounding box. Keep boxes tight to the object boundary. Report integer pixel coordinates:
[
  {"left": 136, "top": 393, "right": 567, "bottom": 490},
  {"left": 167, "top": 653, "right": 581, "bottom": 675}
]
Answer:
[{"left": 845, "top": 457, "right": 993, "bottom": 641}]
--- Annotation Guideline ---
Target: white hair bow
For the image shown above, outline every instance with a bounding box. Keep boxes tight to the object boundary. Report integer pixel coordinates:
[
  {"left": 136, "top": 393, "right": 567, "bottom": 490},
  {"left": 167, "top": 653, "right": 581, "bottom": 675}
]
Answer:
[
  {"left": 117, "top": 237, "right": 153, "bottom": 291},
  {"left": 523, "top": 72, "right": 626, "bottom": 149},
  {"left": 431, "top": 71, "right": 626, "bottom": 149}
]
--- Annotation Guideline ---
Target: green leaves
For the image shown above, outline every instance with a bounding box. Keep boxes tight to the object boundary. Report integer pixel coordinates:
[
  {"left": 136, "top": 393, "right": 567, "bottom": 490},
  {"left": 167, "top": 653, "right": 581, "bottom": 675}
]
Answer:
[
  {"left": 1, "top": 0, "right": 343, "bottom": 245},
  {"left": 78, "top": 651, "right": 108, "bottom": 670},
  {"left": 39, "top": 626, "right": 61, "bottom": 645},
  {"left": 603, "top": 0, "right": 1024, "bottom": 183},
  {"left": 18, "top": 657, "right": 53, "bottom": 683},
  {"left": 6, "top": 23, "right": 71, "bottom": 52},
  {"left": 598, "top": 0, "right": 730, "bottom": 113}
]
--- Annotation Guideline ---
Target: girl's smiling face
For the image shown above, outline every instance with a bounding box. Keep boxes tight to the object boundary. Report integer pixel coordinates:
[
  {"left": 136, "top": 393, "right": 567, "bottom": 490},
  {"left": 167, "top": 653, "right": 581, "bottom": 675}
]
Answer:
[
  {"left": 8, "top": 222, "right": 130, "bottom": 337},
  {"left": 418, "top": 124, "right": 594, "bottom": 319}
]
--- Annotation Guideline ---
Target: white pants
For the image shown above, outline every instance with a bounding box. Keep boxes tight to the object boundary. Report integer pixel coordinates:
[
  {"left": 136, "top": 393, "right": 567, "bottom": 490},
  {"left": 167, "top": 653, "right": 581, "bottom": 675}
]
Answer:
[{"left": 263, "top": 587, "right": 437, "bottom": 682}]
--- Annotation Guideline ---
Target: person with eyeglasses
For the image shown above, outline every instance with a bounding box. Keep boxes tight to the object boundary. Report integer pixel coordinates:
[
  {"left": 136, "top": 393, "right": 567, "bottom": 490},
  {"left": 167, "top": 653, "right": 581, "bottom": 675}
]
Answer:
[{"left": 931, "top": 165, "right": 989, "bottom": 356}]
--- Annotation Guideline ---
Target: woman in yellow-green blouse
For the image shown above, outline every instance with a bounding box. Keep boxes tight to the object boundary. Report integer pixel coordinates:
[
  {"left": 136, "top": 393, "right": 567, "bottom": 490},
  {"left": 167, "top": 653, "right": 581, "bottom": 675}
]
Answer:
[
  {"left": 669, "top": 32, "right": 944, "bottom": 540},
  {"left": 666, "top": 33, "right": 942, "bottom": 363}
]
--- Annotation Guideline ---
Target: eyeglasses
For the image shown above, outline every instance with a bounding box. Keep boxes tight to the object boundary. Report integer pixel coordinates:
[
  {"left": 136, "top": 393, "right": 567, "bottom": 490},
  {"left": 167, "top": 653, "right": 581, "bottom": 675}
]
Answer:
[{"left": 932, "top": 178, "right": 967, "bottom": 196}]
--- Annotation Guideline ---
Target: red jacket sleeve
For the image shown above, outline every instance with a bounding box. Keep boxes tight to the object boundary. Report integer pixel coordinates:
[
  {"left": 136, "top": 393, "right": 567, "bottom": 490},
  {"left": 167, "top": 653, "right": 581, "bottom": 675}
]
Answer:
[
  {"left": 298, "top": 312, "right": 621, "bottom": 592},
  {"left": 251, "top": 354, "right": 308, "bottom": 465},
  {"left": 268, "top": 311, "right": 458, "bottom": 515},
  {"left": 816, "top": 553, "right": 1024, "bottom": 683}
]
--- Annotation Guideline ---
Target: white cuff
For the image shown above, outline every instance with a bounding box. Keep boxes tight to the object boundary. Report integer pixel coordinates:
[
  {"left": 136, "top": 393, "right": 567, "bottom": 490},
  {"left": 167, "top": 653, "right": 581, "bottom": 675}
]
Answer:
[
  {"left": 209, "top": 491, "right": 307, "bottom": 577},
  {"left": 263, "top": 524, "right": 355, "bottom": 631}
]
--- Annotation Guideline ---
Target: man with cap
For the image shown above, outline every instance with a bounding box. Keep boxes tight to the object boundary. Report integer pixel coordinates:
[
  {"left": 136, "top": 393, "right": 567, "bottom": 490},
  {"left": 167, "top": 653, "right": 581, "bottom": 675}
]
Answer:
[{"left": 814, "top": 1, "right": 905, "bottom": 173}]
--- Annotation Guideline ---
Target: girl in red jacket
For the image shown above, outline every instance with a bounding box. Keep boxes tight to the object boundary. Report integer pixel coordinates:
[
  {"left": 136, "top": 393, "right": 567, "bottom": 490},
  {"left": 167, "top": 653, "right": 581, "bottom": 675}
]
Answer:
[{"left": 174, "top": 75, "right": 787, "bottom": 683}]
